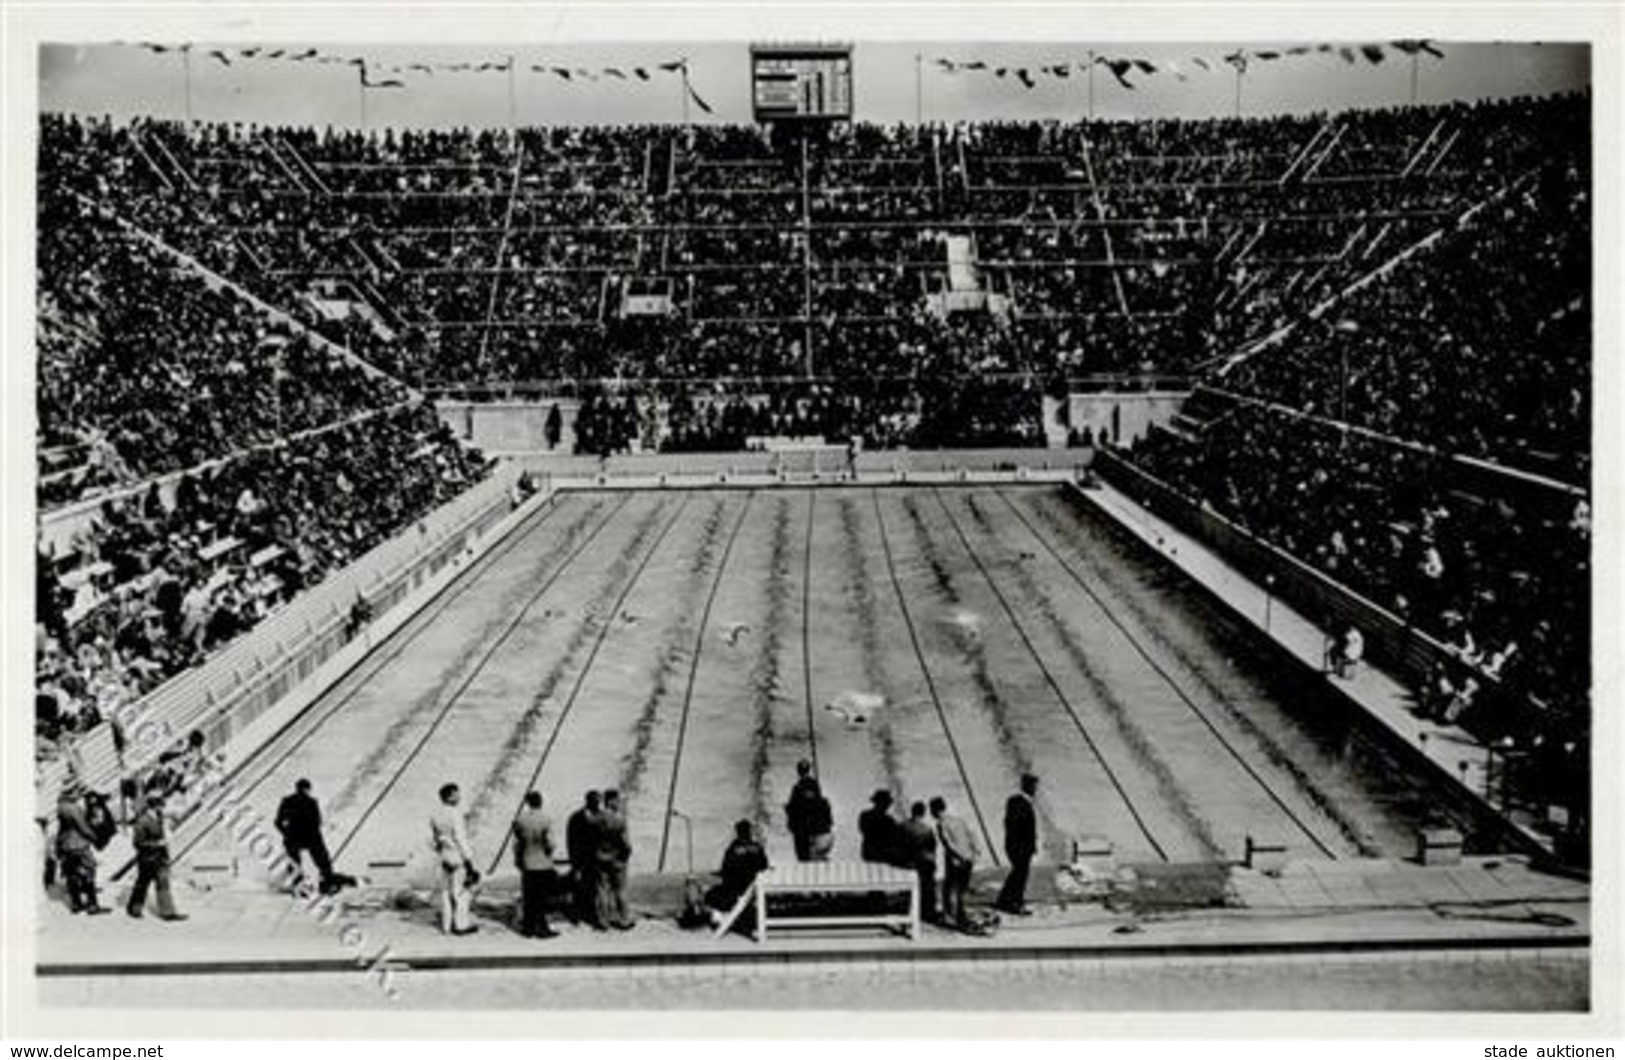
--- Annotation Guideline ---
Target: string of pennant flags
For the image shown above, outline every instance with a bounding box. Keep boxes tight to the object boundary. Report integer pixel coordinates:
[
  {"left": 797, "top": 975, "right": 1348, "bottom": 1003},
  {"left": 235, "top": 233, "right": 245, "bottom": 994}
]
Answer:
[
  {"left": 117, "top": 42, "right": 716, "bottom": 112},
  {"left": 933, "top": 40, "right": 1446, "bottom": 91},
  {"left": 112, "top": 38, "right": 1450, "bottom": 119}
]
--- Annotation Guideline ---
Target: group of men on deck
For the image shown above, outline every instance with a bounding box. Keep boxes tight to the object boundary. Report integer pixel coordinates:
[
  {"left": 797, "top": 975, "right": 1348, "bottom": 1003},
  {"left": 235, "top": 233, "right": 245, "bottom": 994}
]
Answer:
[
  {"left": 790, "top": 761, "right": 1041, "bottom": 930},
  {"left": 429, "top": 783, "right": 637, "bottom": 938}
]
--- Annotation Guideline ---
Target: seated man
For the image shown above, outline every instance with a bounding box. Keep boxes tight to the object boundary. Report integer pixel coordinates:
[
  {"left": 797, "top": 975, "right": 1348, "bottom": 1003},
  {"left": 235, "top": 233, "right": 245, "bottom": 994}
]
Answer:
[{"left": 705, "top": 819, "right": 769, "bottom": 930}]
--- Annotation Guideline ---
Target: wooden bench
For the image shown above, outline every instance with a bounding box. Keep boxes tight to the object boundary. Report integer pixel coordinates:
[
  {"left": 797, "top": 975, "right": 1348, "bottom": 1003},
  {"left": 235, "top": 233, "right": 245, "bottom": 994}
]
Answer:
[{"left": 716, "top": 861, "right": 919, "bottom": 942}]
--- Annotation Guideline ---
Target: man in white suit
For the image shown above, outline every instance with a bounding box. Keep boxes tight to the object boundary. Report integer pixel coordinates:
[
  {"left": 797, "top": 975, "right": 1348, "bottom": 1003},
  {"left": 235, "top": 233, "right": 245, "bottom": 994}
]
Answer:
[{"left": 429, "top": 783, "right": 478, "bottom": 935}]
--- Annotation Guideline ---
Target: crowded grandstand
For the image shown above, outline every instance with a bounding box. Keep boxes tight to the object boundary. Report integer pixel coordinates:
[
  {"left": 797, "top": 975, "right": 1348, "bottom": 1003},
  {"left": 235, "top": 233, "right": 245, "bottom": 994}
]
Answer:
[{"left": 37, "top": 73, "right": 1590, "bottom": 789}]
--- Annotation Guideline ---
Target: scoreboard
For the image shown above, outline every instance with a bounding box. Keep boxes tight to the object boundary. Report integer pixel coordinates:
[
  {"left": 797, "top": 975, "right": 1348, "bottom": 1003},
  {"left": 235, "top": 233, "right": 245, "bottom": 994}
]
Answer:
[{"left": 750, "top": 43, "right": 853, "bottom": 122}]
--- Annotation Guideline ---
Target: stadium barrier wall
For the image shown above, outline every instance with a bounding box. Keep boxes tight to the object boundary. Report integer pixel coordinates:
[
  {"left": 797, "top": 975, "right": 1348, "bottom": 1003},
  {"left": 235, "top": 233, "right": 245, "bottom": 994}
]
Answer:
[
  {"left": 506, "top": 448, "right": 1095, "bottom": 480},
  {"left": 1078, "top": 457, "right": 1559, "bottom": 862},
  {"left": 40, "top": 464, "right": 526, "bottom": 826},
  {"left": 1093, "top": 449, "right": 1500, "bottom": 690}
]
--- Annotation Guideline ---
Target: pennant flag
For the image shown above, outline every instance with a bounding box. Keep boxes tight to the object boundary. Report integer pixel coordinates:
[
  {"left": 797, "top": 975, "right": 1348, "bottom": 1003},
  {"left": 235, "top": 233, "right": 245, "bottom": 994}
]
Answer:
[
  {"left": 1131, "top": 58, "right": 1156, "bottom": 75},
  {"left": 264, "top": 49, "right": 286, "bottom": 58},
  {"left": 994, "top": 67, "right": 1007, "bottom": 78},
  {"left": 1191, "top": 56, "right": 1211, "bottom": 71},
  {"left": 658, "top": 60, "right": 686, "bottom": 72},
  {"left": 207, "top": 49, "right": 231, "bottom": 65},
  {"left": 446, "top": 62, "right": 472, "bottom": 71},
  {"left": 408, "top": 63, "right": 435, "bottom": 74},
  {"left": 1420, "top": 40, "right": 1445, "bottom": 58},
  {"left": 552, "top": 67, "right": 573, "bottom": 80},
  {"left": 1361, "top": 44, "right": 1386, "bottom": 63},
  {"left": 1223, "top": 49, "right": 1248, "bottom": 72},
  {"left": 686, "top": 80, "right": 713, "bottom": 114},
  {"left": 1317, "top": 44, "right": 1334, "bottom": 53},
  {"left": 962, "top": 60, "right": 987, "bottom": 70},
  {"left": 240, "top": 47, "right": 260, "bottom": 57},
  {"left": 604, "top": 67, "right": 628, "bottom": 79},
  {"left": 1338, "top": 46, "right": 1358, "bottom": 63},
  {"left": 633, "top": 67, "right": 651, "bottom": 80},
  {"left": 935, "top": 57, "right": 957, "bottom": 71},
  {"left": 291, "top": 48, "right": 318, "bottom": 60},
  {"left": 574, "top": 68, "right": 598, "bottom": 80},
  {"left": 1103, "top": 58, "right": 1136, "bottom": 89},
  {"left": 1286, "top": 45, "right": 1314, "bottom": 56},
  {"left": 144, "top": 43, "right": 171, "bottom": 54},
  {"left": 1049, "top": 63, "right": 1070, "bottom": 78},
  {"left": 1015, "top": 68, "right": 1035, "bottom": 88},
  {"left": 1254, "top": 50, "right": 1281, "bottom": 61}
]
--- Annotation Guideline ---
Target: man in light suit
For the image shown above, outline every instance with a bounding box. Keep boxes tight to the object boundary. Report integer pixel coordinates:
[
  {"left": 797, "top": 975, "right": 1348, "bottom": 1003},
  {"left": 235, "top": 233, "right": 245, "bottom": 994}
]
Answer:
[
  {"left": 429, "top": 783, "right": 478, "bottom": 935},
  {"left": 996, "top": 773, "right": 1039, "bottom": 916},
  {"left": 511, "top": 790, "right": 559, "bottom": 938},
  {"left": 932, "top": 796, "right": 979, "bottom": 931}
]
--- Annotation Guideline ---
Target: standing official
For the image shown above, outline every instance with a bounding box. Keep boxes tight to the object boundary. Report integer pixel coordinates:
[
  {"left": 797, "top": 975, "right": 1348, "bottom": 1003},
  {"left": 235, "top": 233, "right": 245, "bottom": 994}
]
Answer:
[
  {"left": 511, "top": 791, "right": 559, "bottom": 939},
  {"left": 898, "top": 801, "right": 939, "bottom": 924},
  {"left": 565, "top": 791, "right": 604, "bottom": 928},
  {"left": 127, "top": 792, "right": 186, "bottom": 921},
  {"left": 784, "top": 759, "right": 834, "bottom": 861},
  {"left": 596, "top": 790, "right": 634, "bottom": 930},
  {"left": 56, "top": 782, "right": 109, "bottom": 914},
  {"left": 275, "top": 778, "right": 338, "bottom": 894},
  {"left": 858, "top": 790, "right": 901, "bottom": 865},
  {"left": 429, "top": 783, "right": 478, "bottom": 935},
  {"left": 995, "top": 773, "right": 1039, "bottom": 917},
  {"left": 931, "top": 796, "right": 979, "bottom": 931}
]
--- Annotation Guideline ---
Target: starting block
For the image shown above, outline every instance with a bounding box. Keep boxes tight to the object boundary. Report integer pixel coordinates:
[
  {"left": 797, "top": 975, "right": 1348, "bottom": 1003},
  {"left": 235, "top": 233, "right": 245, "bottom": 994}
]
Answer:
[
  {"left": 183, "top": 857, "right": 238, "bottom": 891},
  {"left": 1416, "top": 827, "right": 1463, "bottom": 866},
  {"left": 364, "top": 857, "right": 414, "bottom": 891},
  {"left": 1244, "top": 835, "right": 1289, "bottom": 874},
  {"left": 1056, "top": 837, "right": 1117, "bottom": 900}
]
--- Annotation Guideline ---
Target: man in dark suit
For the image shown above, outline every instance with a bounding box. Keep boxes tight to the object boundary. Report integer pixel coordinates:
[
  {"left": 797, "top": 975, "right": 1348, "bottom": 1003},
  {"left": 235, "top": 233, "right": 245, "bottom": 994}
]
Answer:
[
  {"left": 784, "top": 759, "right": 834, "bottom": 862},
  {"left": 275, "top": 778, "right": 337, "bottom": 893},
  {"left": 996, "top": 773, "right": 1039, "bottom": 916},
  {"left": 511, "top": 790, "right": 559, "bottom": 939},
  {"left": 857, "top": 789, "right": 901, "bottom": 865},
  {"left": 596, "top": 790, "right": 634, "bottom": 930},
  {"left": 565, "top": 791, "right": 604, "bottom": 928}
]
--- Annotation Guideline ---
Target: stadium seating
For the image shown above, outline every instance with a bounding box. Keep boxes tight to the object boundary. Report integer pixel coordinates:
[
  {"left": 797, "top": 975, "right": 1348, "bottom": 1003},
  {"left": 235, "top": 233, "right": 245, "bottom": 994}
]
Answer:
[{"left": 36, "top": 90, "right": 1590, "bottom": 760}]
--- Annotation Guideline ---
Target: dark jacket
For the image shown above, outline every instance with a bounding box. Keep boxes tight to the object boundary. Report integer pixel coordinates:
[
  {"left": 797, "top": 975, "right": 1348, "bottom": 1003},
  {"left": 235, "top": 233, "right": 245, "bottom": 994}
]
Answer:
[
  {"left": 1003, "top": 792, "right": 1037, "bottom": 860},
  {"left": 595, "top": 807, "right": 632, "bottom": 867},
  {"left": 55, "top": 795, "right": 97, "bottom": 858},
  {"left": 275, "top": 791, "right": 323, "bottom": 844},
  {"left": 785, "top": 777, "right": 833, "bottom": 837},
  {"left": 565, "top": 806, "right": 599, "bottom": 872},
  {"left": 898, "top": 816, "right": 938, "bottom": 872},
  {"left": 132, "top": 806, "right": 169, "bottom": 861},
  {"left": 718, "top": 838, "right": 769, "bottom": 900},
  {"left": 858, "top": 807, "right": 901, "bottom": 864}
]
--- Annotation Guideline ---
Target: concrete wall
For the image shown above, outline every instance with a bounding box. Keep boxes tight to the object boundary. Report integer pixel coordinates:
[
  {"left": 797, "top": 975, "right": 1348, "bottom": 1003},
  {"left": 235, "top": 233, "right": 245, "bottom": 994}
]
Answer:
[
  {"left": 437, "top": 400, "right": 580, "bottom": 455},
  {"left": 1064, "top": 391, "right": 1188, "bottom": 448}
]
